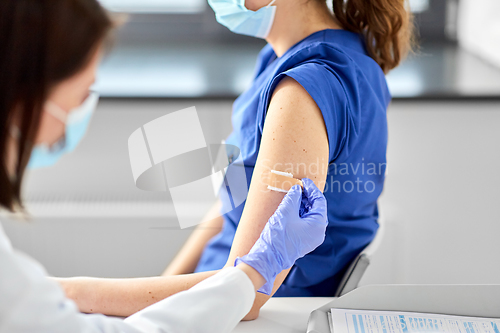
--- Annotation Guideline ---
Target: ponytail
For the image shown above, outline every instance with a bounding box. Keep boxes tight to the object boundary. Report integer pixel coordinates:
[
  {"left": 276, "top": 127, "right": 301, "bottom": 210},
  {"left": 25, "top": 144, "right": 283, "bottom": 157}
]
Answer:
[{"left": 331, "top": 0, "right": 414, "bottom": 73}]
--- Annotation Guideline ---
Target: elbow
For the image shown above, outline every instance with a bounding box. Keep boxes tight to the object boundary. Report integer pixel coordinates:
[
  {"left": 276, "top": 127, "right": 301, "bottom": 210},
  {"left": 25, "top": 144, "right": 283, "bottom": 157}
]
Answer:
[{"left": 242, "top": 308, "right": 260, "bottom": 321}]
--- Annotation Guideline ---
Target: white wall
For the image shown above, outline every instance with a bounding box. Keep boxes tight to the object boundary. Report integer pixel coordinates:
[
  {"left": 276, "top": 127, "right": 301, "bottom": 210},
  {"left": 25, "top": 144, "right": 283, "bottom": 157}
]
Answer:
[
  {"left": 458, "top": 0, "right": 500, "bottom": 69},
  {"left": 362, "top": 100, "right": 500, "bottom": 286},
  {"left": 2, "top": 99, "right": 500, "bottom": 285}
]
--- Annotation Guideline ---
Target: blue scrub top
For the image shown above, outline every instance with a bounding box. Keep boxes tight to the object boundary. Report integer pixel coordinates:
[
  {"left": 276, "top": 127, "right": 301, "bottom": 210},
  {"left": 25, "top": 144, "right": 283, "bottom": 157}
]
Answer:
[{"left": 195, "top": 29, "right": 391, "bottom": 297}]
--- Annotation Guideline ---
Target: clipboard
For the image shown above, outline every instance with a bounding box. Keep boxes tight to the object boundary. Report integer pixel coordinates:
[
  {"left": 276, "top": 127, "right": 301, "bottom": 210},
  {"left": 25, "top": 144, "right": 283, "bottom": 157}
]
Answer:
[{"left": 306, "top": 284, "right": 500, "bottom": 333}]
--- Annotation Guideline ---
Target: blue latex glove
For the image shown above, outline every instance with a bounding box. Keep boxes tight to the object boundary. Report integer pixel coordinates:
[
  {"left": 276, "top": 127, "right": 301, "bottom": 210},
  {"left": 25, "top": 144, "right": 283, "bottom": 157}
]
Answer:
[{"left": 235, "top": 178, "right": 328, "bottom": 295}]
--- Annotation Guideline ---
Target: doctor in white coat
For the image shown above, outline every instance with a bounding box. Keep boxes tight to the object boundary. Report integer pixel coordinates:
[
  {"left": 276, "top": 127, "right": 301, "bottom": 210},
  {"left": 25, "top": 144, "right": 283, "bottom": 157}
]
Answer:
[{"left": 0, "top": 0, "right": 328, "bottom": 332}]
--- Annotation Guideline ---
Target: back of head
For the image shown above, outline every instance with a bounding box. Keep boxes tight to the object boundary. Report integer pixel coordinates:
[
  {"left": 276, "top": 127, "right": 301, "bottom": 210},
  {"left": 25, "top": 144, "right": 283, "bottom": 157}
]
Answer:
[
  {"left": 331, "top": 0, "right": 415, "bottom": 73},
  {"left": 0, "top": 0, "right": 113, "bottom": 212}
]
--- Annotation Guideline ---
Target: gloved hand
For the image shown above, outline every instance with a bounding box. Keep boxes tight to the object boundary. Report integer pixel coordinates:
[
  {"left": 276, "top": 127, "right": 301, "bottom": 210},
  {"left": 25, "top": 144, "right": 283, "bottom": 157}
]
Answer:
[{"left": 235, "top": 178, "right": 328, "bottom": 295}]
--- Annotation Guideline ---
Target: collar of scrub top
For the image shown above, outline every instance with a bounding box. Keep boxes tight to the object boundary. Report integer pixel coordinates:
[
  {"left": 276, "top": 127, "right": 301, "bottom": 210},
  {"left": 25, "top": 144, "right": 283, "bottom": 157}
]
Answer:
[{"left": 268, "top": 29, "right": 368, "bottom": 63}]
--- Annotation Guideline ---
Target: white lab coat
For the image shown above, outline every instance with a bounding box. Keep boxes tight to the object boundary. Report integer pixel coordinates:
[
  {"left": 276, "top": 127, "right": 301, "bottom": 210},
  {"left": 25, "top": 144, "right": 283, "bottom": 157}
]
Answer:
[{"left": 0, "top": 222, "right": 255, "bottom": 333}]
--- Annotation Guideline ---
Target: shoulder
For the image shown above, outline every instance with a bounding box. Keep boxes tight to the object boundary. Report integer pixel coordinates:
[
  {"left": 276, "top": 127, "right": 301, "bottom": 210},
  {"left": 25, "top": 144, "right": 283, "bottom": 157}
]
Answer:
[
  {"left": 269, "top": 61, "right": 348, "bottom": 119},
  {"left": 265, "top": 68, "right": 349, "bottom": 164},
  {"left": 277, "top": 35, "right": 383, "bottom": 92},
  {"left": 259, "top": 76, "right": 329, "bottom": 184},
  {"left": 271, "top": 76, "right": 311, "bottom": 103},
  {"left": 265, "top": 76, "right": 327, "bottom": 146},
  {"left": 269, "top": 76, "right": 321, "bottom": 120},
  {"left": 283, "top": 39, "right": 360, "bottom": 73}
]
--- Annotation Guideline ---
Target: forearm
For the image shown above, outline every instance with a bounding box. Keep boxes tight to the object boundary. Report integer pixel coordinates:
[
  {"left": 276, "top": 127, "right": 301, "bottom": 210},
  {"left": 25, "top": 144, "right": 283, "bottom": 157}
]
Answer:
[
  {"left": 126, "top": 267, "right": 257, "bottom": 333},
  {"left": 54, "top": 270, "right": 218, "bottom": 317},
  {"left": 235, "top": 263, "right": 265, "bottom": 291},
  {"left": 162, "top": 200, "right": 224, "bottom": 276},
  {"left": 241, "top": 268, "right": 291, "bottom": 320}
]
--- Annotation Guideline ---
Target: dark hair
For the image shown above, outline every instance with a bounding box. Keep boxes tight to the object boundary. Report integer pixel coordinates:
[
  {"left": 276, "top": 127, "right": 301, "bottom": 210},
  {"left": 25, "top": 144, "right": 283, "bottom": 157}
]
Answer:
[
  {"left": 331, "top": 0, "right": 415, "bottom": 73},
  {"left": 0, "top": 0, "right": 113, "bottom": 212}
]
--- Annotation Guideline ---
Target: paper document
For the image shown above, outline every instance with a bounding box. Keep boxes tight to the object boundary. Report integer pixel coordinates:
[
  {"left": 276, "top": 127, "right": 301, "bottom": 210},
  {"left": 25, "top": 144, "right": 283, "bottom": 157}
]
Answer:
[{"left": 330, "top": 309, "right": 500, "bottom": 333}]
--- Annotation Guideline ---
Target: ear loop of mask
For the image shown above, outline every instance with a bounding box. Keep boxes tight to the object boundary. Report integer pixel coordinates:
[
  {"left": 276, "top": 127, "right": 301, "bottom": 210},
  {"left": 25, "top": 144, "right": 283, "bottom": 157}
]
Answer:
[
  {"left": 45, "top": 101, "right": 68, "bottom": 124},
  {"left": 262, "top": 0, "right": 277, "bottom": 38},
  {"left": 43, "top": 101, "right": 69, "bottom": 151},
  {"left": 7, "top": 101, "right": 69, "bottom": 179},
  {"left": 7, "top": 125, "right": 21, "bottom": 182},
  {"left": 8, "top": 100, "right": 67, "bottom": 144}
]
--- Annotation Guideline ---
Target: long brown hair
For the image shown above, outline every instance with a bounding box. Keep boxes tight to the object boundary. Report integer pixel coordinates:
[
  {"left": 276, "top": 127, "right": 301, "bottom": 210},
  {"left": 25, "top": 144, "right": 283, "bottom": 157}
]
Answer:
[
  {"left": 331, "top": 0, "right": 414, "bottom": 73},
  {"left": 0, "top": 0, "right": 113, "bottom": 212}
]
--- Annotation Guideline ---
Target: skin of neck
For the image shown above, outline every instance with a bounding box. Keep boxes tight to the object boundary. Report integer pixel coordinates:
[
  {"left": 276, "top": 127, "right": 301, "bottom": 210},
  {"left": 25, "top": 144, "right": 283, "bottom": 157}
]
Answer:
[{"left": 265, "top": 0, "right": 342, "bottom": 57}]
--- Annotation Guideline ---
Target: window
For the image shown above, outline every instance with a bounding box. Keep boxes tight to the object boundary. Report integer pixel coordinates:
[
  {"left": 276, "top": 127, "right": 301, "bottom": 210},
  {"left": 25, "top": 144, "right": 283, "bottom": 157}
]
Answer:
[
  {"left": 409, "top": 0, "right": 430, "bottom": 13},
  {"left": 98, "top": 0, "right": 207, "bottom": 13}
]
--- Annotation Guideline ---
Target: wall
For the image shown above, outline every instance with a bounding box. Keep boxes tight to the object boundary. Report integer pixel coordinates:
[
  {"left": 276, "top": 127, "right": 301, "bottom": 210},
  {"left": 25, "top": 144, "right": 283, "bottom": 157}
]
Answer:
[
  {"left": 458, "top": 0, "right": 500, "bottom": 68},
  {"left": 362, "top": 100, "right": 500, "bottom": 286}
]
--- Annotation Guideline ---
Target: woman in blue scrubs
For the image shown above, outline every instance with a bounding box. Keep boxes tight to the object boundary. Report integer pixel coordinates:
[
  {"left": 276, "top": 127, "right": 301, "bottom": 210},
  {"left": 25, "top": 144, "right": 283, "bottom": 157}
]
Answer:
[
  {"left": 161, "top": 0, "right": 415, "bottom": 319},
  {"left": 59, "top": 0, "right": 415, "bottom": 320}
]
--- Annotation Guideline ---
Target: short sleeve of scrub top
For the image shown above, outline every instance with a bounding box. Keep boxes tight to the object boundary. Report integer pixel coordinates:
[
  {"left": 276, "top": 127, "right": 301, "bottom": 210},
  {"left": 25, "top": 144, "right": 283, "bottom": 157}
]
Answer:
[
  {"left": 265, "top": 61, "right": 349, "bottom": 163},
  {"left": 195, "top": 29, "right": 391, "bottom": 297}
]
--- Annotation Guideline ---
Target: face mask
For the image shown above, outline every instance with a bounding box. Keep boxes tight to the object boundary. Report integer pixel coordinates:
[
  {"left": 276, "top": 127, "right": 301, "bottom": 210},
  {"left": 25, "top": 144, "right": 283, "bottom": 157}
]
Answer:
[
  {"left": 208, "top": 0, "right": 277, "bottom": 39},
  {"left": 27, "top": 91, "right": 99, "bottom": 169}
]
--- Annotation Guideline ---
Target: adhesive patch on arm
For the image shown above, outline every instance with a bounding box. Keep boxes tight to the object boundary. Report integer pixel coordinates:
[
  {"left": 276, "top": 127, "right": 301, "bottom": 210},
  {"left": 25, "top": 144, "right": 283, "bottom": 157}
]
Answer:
[{"left": 266, "top": 170, "right": 303, "bottom": 193}]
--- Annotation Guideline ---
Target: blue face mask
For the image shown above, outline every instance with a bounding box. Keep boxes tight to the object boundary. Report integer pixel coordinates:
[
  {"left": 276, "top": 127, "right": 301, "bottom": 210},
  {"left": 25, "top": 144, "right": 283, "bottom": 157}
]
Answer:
[
  {"left": 27, "top": 92, "right": 99, "bottom": 169},
  {"left": 208, "top": 0, "right": 277, "bottom": 39}
]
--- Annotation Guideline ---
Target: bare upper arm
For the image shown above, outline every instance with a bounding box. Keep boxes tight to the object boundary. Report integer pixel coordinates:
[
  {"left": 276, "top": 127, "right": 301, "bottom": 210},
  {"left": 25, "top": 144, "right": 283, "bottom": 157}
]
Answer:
[
  {"left": 227, "top": 76, "right": 329, "bottom": 266},
  {"left": 224, "top": 76, "right": 329, "bottom": 318}
]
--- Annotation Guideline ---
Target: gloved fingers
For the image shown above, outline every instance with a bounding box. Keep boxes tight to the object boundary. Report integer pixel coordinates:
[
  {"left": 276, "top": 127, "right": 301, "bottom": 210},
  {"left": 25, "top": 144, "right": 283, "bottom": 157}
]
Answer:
[
  {"left": 305, "top": 199, "right": 328, "bottom": 222},
  {"left": 301, "top": 178, "right": 324, "bottom": 202},
  {"left": 301, "top": 178, "right": 328, "bottom": 221},
  {"left": 278, "top": 184, "right": 302, "bottom": 212},
  {"left": 299, "top": 192, "right": 310, "bottom": 217},
  {"left": 305, "top": 232, "right": 327, "bottom": 255}
]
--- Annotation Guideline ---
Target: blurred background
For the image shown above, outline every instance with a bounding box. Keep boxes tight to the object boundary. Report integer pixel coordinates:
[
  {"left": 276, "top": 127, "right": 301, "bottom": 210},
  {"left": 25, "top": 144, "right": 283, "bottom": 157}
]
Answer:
[
  {"left": 92, "top": 0, "right": 500, "bottom": 99},
  {"left": 3, "top": 0, "right": 500, "bottom": 288}
]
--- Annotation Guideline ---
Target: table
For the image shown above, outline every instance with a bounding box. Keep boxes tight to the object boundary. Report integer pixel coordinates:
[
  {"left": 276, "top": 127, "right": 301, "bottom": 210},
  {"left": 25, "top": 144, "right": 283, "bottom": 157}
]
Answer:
[{"left": 232, "top": 297, "right": 334, "bottom": 333}]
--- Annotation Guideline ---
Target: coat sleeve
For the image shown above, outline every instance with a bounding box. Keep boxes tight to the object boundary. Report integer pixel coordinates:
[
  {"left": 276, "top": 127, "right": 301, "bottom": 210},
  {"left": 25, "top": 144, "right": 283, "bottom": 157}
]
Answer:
[
  {"left": 124, "top": 267, "right": 256, "bottom": 333},
  {"left": 0, "top": 224, "right": 255, "bottom": 333}
]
